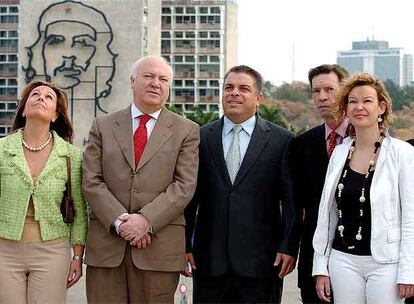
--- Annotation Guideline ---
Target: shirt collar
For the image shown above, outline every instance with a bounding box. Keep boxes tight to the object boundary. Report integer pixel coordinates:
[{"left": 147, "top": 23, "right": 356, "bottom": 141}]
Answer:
[
  {"left": 325, "top": 118, "right": 349, "bottom": 140},
  {"left": 131, "top": 103, "right": 162, "bottom": 120},
  {"left": 223, "top": 115, "right": 256, "bottom": 136}
]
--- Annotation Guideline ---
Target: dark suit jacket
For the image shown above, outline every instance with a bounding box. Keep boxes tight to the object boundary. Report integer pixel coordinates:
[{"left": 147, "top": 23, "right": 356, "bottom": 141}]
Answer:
[
  {"left": 83, "top": 106, "right": 200, "bottom": 271},
  {"left": 185, "top": 114, "right": 299, "bottom": 279},
  {"left": 407, "top": 139, "right": 414, "bottom": 146},
  {"left": 287, "top": 124, "right": 329, "bottom": 288}
]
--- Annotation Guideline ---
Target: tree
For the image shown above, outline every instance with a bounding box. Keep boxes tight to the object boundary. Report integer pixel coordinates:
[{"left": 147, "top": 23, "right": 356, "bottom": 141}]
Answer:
[
  {"left": 186, "top": 106, "right": 219, "bottom": 126},
  {"left": 275, "top": 82, "right": 310, "bottom": 103},
  {"left": 383, "top": 79, "right": 409, "bottom": 111},
  {"left": 258, "top": 104, "right": 289, "bottom": 129}
]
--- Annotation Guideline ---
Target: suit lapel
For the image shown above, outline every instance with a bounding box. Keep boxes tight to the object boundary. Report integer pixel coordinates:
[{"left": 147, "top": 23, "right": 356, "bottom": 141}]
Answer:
[
  {"left": 233, "top": 115, "right": 270, "bottom": 187},
  {"left": 315, "top": 124, "right": 329, "bottom": 166},
  {"left": 137, "top": 108, "right": 173, "bottom": 170},
  {"left": 206, "top": 118, "right": 232, "bottom": 186},
  {"left": 113, "top": 107, "right": 135, "bottom": 171}
]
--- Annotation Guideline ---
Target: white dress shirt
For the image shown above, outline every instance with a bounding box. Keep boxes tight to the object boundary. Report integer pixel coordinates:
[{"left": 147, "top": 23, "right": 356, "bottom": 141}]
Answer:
[{"left": 222, "top": 115, "right": 256, "bottom": 163}]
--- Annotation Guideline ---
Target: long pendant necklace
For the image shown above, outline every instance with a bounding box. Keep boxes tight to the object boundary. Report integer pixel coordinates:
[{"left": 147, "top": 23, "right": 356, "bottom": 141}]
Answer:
[
  {"left": 22, "top": 131, "right": 52, "bottom": 152},
  {"left": 336, "top": 134, "right": 384, "bottom": 250}
]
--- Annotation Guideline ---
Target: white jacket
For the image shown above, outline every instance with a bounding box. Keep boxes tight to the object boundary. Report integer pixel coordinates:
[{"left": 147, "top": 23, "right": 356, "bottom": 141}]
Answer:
[{"left": 312, "top": 135, "right": 414, "bottom": 284}]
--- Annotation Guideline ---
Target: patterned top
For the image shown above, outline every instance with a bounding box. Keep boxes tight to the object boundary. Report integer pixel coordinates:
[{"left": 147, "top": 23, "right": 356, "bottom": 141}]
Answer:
[{"left": 0, "top": 130, "right": 87, "bottom": 245}]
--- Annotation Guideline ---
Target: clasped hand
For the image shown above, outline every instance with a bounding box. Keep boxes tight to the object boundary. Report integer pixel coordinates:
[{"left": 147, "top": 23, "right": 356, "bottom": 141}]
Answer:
[{"left": 118, "top": 213, "right": 152, "bottom": 248}]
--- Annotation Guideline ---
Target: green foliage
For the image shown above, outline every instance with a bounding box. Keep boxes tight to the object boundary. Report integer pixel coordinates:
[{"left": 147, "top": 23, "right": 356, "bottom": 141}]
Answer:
[
  {"left": 258, "top": 104, "right": 289, "bottom": 129},
  {"left": 383, "top": 79, "right": 414, "bottom": 111},
  {"left": 166, "top": 104, "right": 183, "bottom": 115},
  {"left": 186, "top": 106, "right": 219, "bottom": 126},
  {"left": 263, "top": 81, "right": 278, "bottom": 99},
  {"left": 275, "top": 82, "right": 311, "bottom": 103}
]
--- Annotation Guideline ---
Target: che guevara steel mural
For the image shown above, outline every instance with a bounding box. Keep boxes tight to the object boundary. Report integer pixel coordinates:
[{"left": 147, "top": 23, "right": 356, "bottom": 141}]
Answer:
[{"left": 23, "top": 0, "right": 118, "bottom": 120}]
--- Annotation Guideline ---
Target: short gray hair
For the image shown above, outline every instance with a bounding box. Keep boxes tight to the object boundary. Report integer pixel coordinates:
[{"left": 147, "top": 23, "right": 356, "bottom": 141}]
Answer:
[{"left": 130, "top": 55, "right": 174, "bottom": 83}]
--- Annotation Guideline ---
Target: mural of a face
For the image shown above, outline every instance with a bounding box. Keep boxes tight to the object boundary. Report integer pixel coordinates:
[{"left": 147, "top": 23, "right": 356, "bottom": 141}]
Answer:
[
  {"left": 23, "top": 0, "right": 117, "bottom": 116},
  {"left": 43, "top": 21, "right": 97, "bottom": 89}
]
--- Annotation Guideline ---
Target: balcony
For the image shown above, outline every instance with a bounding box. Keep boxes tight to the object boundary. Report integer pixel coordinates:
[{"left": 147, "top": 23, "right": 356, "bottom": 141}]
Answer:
[
  {"left": 174, "top": 96, "right": 195, "bottom": 103},
  {"left": 198, "top": 47, "right": 220, "bottom": 54},
  {"left": 174, "top": 23, "right": 196, "bottom": 30},
  {"left": 175, "top": 71, "right": 195, "bottom": 78},
  {"left": 198, "top": 23, "right": 221, "bottom": 30},
  {"left": 198, "top": 71, "right": 220, "bottom": 78},
  {"left": 199, "top": 96, "right": 219, "bottom": 104},
  {"left": 174, "top": 47, "right": 195, "bottom": 54},
  {"left": 0, "top": 94, "right": 17, "bottom": 101}
]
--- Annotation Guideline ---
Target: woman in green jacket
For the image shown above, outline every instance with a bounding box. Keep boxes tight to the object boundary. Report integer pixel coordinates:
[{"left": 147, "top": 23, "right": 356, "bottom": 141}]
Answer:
[{"left": 0, "top": 81, "right": 88, "bottom": 303}]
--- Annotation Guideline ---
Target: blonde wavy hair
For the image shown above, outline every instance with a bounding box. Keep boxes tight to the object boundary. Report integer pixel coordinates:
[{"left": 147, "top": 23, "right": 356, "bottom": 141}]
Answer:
[{"left": 335, "top": 73, "right": 393, "bottom": 136}]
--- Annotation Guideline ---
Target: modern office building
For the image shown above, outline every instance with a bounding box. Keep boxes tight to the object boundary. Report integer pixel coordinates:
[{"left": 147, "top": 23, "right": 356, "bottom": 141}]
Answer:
[
  {"left": 161, "top": 0, "right": 237, "bottom": 114},
  {"left": 0, "top": 0, "right": 18, "bottom": 137},
  {"left": 337, "top": 39, "right": 413, "bottom": 87}
]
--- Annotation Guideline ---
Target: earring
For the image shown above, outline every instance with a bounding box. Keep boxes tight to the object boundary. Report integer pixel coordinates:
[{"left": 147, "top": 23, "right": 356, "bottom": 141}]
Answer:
[{"left": 377, "top": 116, "right": 383, "bottom": 123}]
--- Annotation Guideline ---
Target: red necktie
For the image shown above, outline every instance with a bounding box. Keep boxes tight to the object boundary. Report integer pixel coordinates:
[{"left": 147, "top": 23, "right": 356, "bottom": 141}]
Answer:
[
  {"left": 134, "top": 114, "right": 152, "bottom": 167},
  {"left": 327, "top": 130, "right": 338, "bottom": 157}
]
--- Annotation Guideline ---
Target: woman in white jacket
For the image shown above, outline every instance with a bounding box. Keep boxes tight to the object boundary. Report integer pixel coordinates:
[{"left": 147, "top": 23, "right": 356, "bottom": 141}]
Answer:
[{"left": 312, "top": 73, "right": 414, "bottom": 304}]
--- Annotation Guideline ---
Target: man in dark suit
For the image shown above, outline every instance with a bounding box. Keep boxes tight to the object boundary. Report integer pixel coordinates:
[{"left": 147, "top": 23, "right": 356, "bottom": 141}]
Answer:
[
  {"left": 184, "top": 65, "right": 299, "bottom": 303},
  {"left": 288, "top": 64, "right": 349, "bottom": 304}
]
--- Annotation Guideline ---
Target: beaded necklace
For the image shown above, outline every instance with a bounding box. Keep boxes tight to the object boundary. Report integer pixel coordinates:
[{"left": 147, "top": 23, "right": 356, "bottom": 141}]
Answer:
[
  {"left": 336, "top": 134, "right": 384, "bottom": 250},
  {"left": 22, "top": 131, "right": 52, "bottom": 152}
]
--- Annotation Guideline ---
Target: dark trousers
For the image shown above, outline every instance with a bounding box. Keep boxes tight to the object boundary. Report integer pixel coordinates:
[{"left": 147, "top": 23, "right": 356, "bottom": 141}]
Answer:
[
  {"left": 406, "top": 297, "right": 414, "bottom": 303},
  {"left": 193, "top": 271, "right": 283, "bottom": 304}
]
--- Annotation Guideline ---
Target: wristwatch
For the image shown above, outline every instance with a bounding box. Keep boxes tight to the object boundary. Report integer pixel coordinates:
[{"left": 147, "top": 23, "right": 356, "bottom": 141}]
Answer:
[{"left": 72, "top": 255, "right": 83, "bottom": 262}]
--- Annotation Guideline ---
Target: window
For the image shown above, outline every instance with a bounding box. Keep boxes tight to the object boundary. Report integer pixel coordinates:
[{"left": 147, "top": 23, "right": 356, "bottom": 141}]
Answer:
[
  {"left": 174, "top": 32, "right": 183, "bottom": 38},
  {"left": 9, "top": 7, "right": 18, "bottom": 13},
  {"left": 185, "top": 31, "right": 195, "bottom": 38},
  {"left": 0, "top": 7, "right": 7, "bottom": 13},
  {"left": 8, "top": 78, "right": 16, "bottom": 85},
  {"left": 175, "top": 7, "right": 184, "bottom": 14},
  {"left": 161, "top": 31, "right": 170, "bottom": 38},
  {"left": 210, "top": 56, "right": 220, "bottom": 62},
  {"left": 0, "top": 79, "right": 5, "bottom": 85},
  {"left": 200, "top": 40, "right": 220, "bottom": 49},
  {"left": 175, "top": 56, "right": 183, "bottom": 62},
  {"left": 210, "top": 7, "right": 220, "bottom": 14},
  {"left": 199, "top": 7, "right": 208, "bottom": 14},
  {"left": 0, "top": 15, "right": 18, "bottom": 23},
  {"left": 210, "top": 32, "right": 220, "bottom": 38},
  {"left": 0, "top": 103, "right": 4, "bottom": 109},
  {"left": 185, "top": 56, "right": 195, "bottom": 62},
  {"left": 199, "top": 56, "right": 208, "bottom": 62},
  {"left": 175, "top": 16, "right": 195, "bottom": 24},
  {"left": 0, "top": 31, "right": 6, "bottom": 38},
  {"left": 174, "top": 80, "right": 182, "bottom": 87},
  {"left": 210, "top": 80, "right": 219, "bottom": 87},
  {"left": 8, "top": 54, "right": 17, "bottom": 62},
  {"left": 199, "top": 80, "right": 207, "bottom": 86},
  {"left": 161, "top": 16, "right": 171, "bottom": 24},
  {"left": 8, "top": 30, "right": 17, "bottom": 38},
  {"left": 0, "top": 39, "right": 18, "bottom": 48},
  {"left": 185, "top": 80, "right": 194, "bottom": 86},
  {"left": 186, "top": 7, "right": 195, "bottom": 14},
  {"left": 200, "top": 16, "right": 220, "bottom": 24},
  {"left": 161, "top": 7, "right": 171, "bottom": 14},
  {"left": 199, "top": 31, "right": 208, "bottom": 38},
  {"left": 0, "top": 87, "right": 17, "bottom": 95},
  {"left": 8, "top": 102, "right": 17, "bottom": 110}
]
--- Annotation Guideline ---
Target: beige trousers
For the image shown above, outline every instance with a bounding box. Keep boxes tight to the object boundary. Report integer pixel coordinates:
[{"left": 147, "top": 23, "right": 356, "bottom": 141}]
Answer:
[
  {"left": 86, "top": 246, "right": 179, "bottom": 303},
  {"left": 0, "top": 238, "right": 71, "bottom": 304}
]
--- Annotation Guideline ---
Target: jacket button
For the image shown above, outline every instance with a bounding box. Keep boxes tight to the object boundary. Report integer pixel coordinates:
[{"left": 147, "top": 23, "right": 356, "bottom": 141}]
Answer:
[
  {"left": 131, "top": 190, "right": 137, "bottom": 195},
  {"left": 131, "top": 172, "right": 135, "bottom": 177}
]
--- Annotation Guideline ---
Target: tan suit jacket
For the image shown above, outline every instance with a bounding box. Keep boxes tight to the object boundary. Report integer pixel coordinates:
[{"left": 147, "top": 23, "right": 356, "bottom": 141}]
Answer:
[{"left": 83, "top": 106, "right": 199, "bottom": 272}]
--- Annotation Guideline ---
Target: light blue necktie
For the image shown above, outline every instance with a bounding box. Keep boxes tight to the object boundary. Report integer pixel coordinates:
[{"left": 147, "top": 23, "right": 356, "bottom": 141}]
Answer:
[{"left": 226, "top": 124, "right": 242, "bottom": 183}]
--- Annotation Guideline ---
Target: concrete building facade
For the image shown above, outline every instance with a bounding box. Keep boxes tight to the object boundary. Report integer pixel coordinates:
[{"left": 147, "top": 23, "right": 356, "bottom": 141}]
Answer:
[
  {"left": 337, "top": 39, "right": 413, "bottom": 87},
  {"left": 161, "top": 0, "right": 237, "bottom": 115},
  {"left": 0, "top": 0, "right": 18, "bottom": 137}
]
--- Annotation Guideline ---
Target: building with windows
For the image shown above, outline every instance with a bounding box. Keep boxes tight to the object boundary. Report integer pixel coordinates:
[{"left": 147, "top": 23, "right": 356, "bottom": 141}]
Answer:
[
  {"left": 337, "top": 39, "right": 413, "bottom": 87},
  {"left": 0, "top": 0, "right": 18, "bottom": 137},
  {"left": 161, "top": 0, "right": 237, "bottom": 115}
]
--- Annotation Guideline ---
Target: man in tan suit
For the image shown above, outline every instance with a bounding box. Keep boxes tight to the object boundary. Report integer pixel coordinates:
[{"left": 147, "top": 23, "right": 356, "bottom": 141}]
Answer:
[{"left": 83, "top": 55, "right": 200, "bottom": 303}]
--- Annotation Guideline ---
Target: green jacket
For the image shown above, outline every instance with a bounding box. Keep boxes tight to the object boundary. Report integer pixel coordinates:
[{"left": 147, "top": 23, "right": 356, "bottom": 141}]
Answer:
[{"left": 0, "top": 130, "right": 87, "bottom": 244}]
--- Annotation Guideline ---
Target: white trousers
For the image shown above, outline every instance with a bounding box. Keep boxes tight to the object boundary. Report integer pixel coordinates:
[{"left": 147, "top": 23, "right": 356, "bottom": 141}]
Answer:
[{"left": 329, "top": 249, "right": 402, "bottom": 304}]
